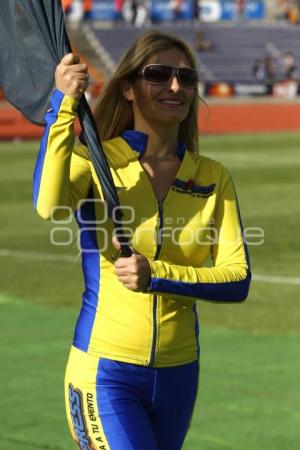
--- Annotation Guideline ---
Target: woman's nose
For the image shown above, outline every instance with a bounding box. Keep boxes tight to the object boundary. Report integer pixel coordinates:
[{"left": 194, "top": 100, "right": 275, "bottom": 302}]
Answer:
[{"left": 169, "top": 74, "right": 181, "bottom": 92}]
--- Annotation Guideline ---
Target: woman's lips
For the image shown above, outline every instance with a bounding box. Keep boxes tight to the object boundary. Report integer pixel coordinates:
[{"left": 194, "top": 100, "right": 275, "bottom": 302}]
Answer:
[{"left": 158, "top": 98, "right": 184, "bottom": 106}]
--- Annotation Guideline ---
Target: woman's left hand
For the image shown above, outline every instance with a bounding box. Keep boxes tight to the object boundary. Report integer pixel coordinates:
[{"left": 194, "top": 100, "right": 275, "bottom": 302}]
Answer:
[{"left": 113, "top": 236, "right": 151, "bottom": 292}]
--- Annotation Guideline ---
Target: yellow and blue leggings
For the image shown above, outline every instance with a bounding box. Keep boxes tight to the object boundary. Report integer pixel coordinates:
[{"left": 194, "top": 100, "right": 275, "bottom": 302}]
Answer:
[{"left": 65, "top": 346, "right": 199, "bottom": 450}]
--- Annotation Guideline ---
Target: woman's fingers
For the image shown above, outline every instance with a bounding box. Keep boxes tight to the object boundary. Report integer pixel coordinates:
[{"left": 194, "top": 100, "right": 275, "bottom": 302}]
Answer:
[
  {"left": 114, "top": 254, "right": 151, "bottom": 292},
  {"left": 60, "top": 53, "right": 80, "bottom": 65},
  {"left": 55, "top": 53, "right": 89, "bottom": 100}
]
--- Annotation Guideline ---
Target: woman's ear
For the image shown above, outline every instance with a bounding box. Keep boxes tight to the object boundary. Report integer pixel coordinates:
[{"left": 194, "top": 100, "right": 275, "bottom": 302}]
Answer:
[{"left": 121, "top": 80, "right": 135, "bottom": 102}]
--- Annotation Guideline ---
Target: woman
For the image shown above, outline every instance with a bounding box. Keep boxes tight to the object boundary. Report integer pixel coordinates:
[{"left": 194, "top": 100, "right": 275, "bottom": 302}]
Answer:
[{"left": 33, "top": 30, "right": 251, "bottom": 450}]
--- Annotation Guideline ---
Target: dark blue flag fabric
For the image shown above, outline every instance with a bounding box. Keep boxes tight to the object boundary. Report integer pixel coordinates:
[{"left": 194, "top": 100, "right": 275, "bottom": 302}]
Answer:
[
  {"left": 0, "top": 0, "right": 67, "bottom": 125},
  {"left": 0, "top": 0, "right": 132, "bottom": 256}
]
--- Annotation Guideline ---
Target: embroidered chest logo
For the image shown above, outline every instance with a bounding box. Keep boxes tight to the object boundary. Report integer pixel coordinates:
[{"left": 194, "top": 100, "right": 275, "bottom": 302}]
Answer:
[{"left": 171, "top": 178, "right": 216, "bottom": 197}]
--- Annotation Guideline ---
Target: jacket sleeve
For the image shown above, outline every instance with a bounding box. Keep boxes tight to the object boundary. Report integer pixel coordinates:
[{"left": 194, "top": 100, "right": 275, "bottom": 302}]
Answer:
[
  {"left": 148, "top": 168, "right": 251, "bottom": 302},
  {"left": 33, "top": 89, "right": 91, "bottom": 220}
]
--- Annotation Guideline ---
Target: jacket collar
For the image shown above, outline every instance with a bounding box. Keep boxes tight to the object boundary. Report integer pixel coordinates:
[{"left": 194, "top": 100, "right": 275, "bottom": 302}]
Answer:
[{"left": 122, "top": 130, "right": 186, "bottom": 160}]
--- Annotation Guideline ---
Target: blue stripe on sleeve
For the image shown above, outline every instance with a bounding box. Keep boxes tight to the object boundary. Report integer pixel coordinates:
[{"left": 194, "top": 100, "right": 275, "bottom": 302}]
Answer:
[
  {"left": 32, "top": 89, "right": 65, "bottom": 208},
  {"left": 73, "top": 197, "right": 100, "bottom": 352},
  {"left": 150, "top": 272, "right": 251, "bottom": 302}
]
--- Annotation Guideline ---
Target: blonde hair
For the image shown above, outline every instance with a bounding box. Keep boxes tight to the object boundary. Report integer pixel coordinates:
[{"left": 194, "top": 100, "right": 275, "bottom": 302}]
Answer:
[{"left": 93, "top": 30, "right": 200, "bottom": 153}]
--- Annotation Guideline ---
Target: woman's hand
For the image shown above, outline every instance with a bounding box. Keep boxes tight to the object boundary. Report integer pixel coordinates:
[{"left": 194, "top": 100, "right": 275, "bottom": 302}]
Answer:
[
  {"left": 55, "top": 53, "right": 89, "bottom": 100},
  {"left": 113, "top": 236, "right": 151, "bottom": 292}
]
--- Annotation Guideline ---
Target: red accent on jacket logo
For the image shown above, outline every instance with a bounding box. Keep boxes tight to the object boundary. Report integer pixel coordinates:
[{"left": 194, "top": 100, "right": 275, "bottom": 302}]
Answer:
[{"left": 185, "top": 179, "right": 195, "bottom": 190}]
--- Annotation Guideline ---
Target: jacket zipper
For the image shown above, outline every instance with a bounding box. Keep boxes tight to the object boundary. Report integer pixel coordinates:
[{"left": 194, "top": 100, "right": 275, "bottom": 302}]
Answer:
[{"left": 149, "top": 200, "right": 164, "bottom": 366}]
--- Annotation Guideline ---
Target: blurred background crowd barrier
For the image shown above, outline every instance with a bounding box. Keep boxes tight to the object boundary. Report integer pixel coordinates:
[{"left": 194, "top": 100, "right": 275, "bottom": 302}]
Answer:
[{"left": 61, "top": 0, "right": 300, "bottom": 24}]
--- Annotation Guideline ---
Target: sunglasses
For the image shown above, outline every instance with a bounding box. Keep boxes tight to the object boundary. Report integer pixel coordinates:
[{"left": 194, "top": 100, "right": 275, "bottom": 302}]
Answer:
[{"left": 136, "top": 64, "right": 198, "bottom": 88}]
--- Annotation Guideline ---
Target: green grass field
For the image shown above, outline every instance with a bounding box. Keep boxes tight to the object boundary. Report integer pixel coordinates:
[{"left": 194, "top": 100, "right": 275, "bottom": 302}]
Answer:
[{"left": 0, "top": 133, "right": 299, "bottom": 450}]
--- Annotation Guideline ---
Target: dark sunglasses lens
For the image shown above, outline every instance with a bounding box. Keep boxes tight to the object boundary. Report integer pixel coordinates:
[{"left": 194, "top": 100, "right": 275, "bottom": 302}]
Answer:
[
  {"left": 144, "top": 65, "right": 173, "bottom": 84},
  {"left": 179, "top": 68, "right": 198, "bottom": 87}
]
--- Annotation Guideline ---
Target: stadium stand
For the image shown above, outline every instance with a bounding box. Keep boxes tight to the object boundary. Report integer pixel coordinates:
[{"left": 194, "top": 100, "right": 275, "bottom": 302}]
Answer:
[{"left": 89, "top": 22, "right": 300, "bottom": 81}]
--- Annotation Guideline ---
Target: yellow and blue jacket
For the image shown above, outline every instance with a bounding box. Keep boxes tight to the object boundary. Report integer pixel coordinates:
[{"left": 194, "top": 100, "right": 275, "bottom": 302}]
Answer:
[{"left": 33, "top": 90, "right": 251, "bottom": 367}]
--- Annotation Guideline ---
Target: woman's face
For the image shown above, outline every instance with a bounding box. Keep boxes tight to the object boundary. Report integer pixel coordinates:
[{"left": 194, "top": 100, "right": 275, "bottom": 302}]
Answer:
[{"left": 124, "top": 47, "right": 196, "bottom": 132}]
